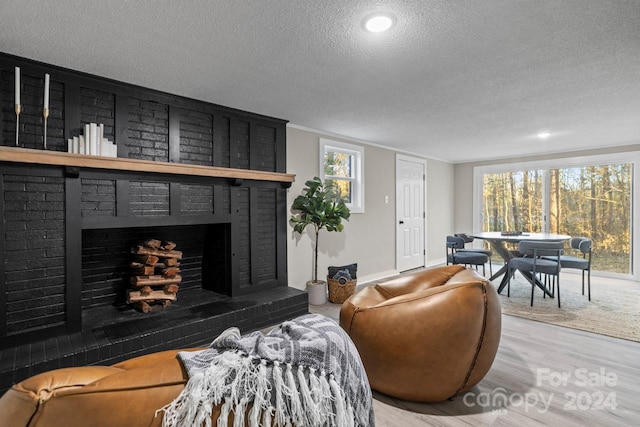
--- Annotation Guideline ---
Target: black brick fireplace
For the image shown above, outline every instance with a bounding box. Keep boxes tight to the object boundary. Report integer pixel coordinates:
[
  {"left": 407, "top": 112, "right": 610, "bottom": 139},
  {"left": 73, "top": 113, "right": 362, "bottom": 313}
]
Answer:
[{"left": 0, "top": 53, "right": 307, "bottom": 391}]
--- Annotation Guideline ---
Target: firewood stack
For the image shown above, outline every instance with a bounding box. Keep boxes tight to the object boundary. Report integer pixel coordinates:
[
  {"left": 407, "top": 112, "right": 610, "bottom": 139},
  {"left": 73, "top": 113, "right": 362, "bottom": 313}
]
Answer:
[{"left": 128, "top": 239, "right": 182, "bottom": 313}]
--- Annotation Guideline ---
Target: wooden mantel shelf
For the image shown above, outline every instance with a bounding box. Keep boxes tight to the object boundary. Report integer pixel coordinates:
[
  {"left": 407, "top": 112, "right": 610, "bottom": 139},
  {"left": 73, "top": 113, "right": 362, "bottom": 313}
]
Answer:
[{"left": 0, "top": 147, "right": 295, "bottom": 183}]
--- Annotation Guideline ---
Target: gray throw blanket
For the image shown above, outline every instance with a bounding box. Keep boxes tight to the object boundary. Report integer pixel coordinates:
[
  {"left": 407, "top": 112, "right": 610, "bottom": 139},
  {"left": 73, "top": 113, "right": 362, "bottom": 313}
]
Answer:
[{"left": 159, "top": 314, "right": 374, "bottom": 427}]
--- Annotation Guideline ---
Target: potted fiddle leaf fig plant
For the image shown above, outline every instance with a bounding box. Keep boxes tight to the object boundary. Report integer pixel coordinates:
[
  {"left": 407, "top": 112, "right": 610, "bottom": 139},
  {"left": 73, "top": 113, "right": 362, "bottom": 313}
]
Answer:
[{"left": 290, "top": 176, "right": 350, "bottom": 304}]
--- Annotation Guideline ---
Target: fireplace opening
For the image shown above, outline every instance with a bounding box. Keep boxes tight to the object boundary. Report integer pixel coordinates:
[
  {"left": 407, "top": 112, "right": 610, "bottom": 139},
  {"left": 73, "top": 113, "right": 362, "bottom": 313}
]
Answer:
[{"left": 81, "top": 223, "right": 231, "bottom": 327}]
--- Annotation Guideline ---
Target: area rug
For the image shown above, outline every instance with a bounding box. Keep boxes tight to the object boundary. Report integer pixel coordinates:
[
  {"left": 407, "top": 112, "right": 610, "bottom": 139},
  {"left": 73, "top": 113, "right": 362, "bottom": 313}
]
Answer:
[{"left": 496, "top": 276, "right": 640, "bottom": 342}]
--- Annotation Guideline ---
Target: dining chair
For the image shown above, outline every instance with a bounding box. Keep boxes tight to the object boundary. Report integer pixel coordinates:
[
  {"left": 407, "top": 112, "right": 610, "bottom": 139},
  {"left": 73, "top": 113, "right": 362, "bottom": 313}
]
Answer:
[
  {"left": 545, "top": 237, "right": 592, "bottom": 300},
  {"left": 507, "top": 240, "right": 563, "bottom": 307},
  {"left": 454, "top": 233, "right": 493, "bottom": 276},
  {"left": 446, "top": 235, "right": 489, "bottom": 276}
]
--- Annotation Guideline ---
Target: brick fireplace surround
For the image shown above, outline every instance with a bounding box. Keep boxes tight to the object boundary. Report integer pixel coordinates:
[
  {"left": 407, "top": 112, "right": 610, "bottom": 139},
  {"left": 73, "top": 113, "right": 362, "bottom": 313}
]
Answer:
[{"left": 0, "top": 53, "right": 308, "bottom": 392}]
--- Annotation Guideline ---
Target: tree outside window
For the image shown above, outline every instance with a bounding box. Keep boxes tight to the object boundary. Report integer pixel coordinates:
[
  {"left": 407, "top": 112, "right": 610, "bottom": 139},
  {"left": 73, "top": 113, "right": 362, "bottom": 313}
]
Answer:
[
  {"left": 480, "top": 163, "right": 633, "bottom": 274},
  {"left": 319, "top": 139, "right": 364, "bottom": 213}
]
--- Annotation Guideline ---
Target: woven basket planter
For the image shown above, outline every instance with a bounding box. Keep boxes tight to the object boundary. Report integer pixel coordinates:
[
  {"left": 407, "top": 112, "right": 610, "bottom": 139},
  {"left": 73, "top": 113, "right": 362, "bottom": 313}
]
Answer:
[{"left": 327, "top": 277, "right": 357, "bottom": 304}]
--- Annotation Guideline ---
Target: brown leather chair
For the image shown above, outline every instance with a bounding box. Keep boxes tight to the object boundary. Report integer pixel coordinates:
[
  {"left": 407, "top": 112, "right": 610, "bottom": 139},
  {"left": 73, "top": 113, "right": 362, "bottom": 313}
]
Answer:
[
  {"left": 0, "top": 348, "right": 221, "bottom": 427},
  {"left": 340, "top": 265, "right": 501, "bottom": 402}
]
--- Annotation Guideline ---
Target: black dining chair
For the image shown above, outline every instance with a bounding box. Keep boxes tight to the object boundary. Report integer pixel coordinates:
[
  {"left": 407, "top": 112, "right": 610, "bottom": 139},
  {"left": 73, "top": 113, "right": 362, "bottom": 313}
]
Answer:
[
  {"left": 446, "top": 235, "right": 489, "bottom": 276},
  {"left": 507, "top": 240, "right": 563, "bottom": 307},
  {"left": 454, "top": 233, "right": 493, "bottom": 276},
  {"left": 545, "top": 237, "right": 592, "bottom": 300}
]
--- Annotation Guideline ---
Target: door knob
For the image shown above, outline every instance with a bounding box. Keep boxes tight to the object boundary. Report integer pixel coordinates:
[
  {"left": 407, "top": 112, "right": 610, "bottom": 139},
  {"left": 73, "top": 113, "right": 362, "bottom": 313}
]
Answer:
[{"left": 399, "top": 220, "right": 404, "bottom": 225}]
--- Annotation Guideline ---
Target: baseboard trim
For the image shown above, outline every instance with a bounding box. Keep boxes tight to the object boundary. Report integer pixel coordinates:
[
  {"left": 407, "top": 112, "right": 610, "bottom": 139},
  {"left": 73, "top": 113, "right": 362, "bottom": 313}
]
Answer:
[
  {"left": 427, "top": 258, "right": 447, "bottom": 268},
  {"left": 358, "top": 270, "right": 399, "bottom": 285}
]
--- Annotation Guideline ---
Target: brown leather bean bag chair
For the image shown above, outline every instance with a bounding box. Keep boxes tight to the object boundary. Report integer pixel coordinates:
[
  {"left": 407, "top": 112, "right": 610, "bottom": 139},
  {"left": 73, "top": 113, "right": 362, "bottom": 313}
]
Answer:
[
  {"left": 0, "top": 348, "right": 219, "bottom": 427},
  {"left": 339, "top": 265, "right": 501, "bottom": 402}
]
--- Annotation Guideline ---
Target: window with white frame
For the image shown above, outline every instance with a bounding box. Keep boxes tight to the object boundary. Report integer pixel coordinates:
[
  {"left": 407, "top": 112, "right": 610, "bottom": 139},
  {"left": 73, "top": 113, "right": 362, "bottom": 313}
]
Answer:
[
  {"left": 319, "top": 138, "right": 364, "bottom": 213},
  {"left": 473, "top": 152, "right": 640, "bottom": 279}
]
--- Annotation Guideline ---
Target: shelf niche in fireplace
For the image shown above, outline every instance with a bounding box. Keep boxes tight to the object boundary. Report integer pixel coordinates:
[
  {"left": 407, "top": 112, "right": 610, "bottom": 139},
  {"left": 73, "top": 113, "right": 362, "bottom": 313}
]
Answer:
[{"left": 81, "top": 223, "right": 232, "bottom": 317}]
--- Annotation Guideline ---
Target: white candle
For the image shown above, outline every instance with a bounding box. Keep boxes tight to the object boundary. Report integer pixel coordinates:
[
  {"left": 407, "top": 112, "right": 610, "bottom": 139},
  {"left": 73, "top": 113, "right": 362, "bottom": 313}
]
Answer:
[
  {"left": 15, "top": 67, "right": 20, "bottom": 105},
  {"left": 44, "top": 73, "right": 50, "bottom": 109}
]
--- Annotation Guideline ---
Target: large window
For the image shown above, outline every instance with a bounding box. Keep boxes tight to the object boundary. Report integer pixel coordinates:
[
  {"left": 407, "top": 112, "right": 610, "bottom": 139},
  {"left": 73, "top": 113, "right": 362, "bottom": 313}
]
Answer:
[
  {"left": 319, "top": 139, "right": 364, "bottom": 213},
  {"left": 474, "top": 153, "right": 639, "bottom": 277}
]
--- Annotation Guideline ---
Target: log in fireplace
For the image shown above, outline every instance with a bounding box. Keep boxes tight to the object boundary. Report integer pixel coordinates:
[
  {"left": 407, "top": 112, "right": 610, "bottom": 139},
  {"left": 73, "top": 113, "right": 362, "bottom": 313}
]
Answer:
[{"left": 126, "top": 238, "right": 183, "bottom": 312}]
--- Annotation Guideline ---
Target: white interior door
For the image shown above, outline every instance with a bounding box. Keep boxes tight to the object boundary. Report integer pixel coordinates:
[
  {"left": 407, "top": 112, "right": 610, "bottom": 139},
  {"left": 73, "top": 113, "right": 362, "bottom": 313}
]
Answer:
[{"left": 396, "top": 154, "right": 426, "bottom": 272}]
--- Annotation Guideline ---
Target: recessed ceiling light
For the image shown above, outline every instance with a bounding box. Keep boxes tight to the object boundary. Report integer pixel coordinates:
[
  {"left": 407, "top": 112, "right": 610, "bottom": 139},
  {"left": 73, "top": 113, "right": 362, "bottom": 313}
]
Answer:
[
  {"left": 365, "top": 14, "right": 394, "bottom": 33},
  {"left": 537, "top": 132, "right": 551, "bottom": 140}
]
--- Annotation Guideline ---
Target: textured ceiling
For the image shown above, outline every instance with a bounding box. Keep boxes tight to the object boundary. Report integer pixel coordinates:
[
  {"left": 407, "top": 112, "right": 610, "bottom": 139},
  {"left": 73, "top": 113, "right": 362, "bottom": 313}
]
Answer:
[{"left": 1, "top": 0, "right": 639, "bottom": 163}]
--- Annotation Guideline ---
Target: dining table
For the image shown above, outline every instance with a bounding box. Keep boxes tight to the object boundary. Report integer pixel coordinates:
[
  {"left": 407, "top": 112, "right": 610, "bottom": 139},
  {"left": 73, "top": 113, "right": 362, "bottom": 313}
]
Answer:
[{"left": 469, "top": 231, "right": 571, "bottom": 297}]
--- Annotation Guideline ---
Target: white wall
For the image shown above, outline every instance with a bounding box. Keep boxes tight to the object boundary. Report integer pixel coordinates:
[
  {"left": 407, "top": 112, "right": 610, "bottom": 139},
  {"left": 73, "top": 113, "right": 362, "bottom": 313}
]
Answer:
[
  {"left": 426, "top": 158, "right": 455, "bottom": 266},
  {"left": 286, "top": 126, "right": 455, "bottom": 289}
]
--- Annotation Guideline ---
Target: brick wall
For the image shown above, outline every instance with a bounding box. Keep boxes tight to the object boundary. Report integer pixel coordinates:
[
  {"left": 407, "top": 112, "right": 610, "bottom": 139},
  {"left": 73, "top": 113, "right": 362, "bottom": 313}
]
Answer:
[
  {"left": 236, "top": 188, "right": 251, "bottom": 286},
  {"left": 3, "top": 174, "right": 66, "bottom": 334},
  {"left": 255, "top": 124, "right": 277, "bottom": 172},
  {"left": 213, "top": 117, "right": 231, "bottom": 167},
  {"left": 236, "top": 120, "right": 250, "bottom": 169},
  {"left": 81, "top": 179, "right": 117, "bottom": 217},
  {"left": 255, "top": 188, "right": 277, "bottom": 283},
  {"left": 127, "top": 98, "right": 169, "bottom": 162},
  {"left": 80, "top": 88, "right": 115, "bottom": 141},
  {"left": 130, "top": 181, "right": 170, "bottom": 216},
  {"left": 180, "top": 109, "right": 213, "bottom": 166},
  {"left": 181, "top": 184, "right": 213, "bottom": 215}
]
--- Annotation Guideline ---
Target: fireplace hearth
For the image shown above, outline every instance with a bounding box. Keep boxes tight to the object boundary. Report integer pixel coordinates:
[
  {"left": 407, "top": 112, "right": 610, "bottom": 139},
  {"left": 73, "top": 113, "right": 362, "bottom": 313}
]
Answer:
[{"left": 1, "top": 285, "right": 307, "bottom": 393}]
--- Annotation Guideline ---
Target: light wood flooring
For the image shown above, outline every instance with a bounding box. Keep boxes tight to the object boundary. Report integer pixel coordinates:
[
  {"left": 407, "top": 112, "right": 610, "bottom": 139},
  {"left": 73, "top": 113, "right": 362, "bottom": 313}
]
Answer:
[{"left": 310, "top": 271, "right": 640, "bottom": 426}]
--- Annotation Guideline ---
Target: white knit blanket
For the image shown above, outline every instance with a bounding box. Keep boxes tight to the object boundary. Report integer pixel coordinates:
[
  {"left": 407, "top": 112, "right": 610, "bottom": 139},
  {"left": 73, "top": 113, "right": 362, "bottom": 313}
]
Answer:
[{"left": 159, "top": 314, "right": 374, "bottom": 427}]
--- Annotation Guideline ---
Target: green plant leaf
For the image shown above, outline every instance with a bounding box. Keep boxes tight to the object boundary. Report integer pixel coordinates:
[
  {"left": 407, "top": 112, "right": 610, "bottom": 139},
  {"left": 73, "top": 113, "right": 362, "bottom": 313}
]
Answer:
[{"left": 290, "top": 176, "right": 351, "bottom": 280}]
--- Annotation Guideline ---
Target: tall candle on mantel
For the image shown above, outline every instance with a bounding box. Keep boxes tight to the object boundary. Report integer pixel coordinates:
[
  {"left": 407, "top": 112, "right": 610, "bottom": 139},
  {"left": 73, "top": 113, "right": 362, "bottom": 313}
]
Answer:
[
  {"left": 14, "top": 67, "right": 20, "bottom": 105},
  {"left": 44, "top": 74, "right": 50, "bottom": 109}
]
